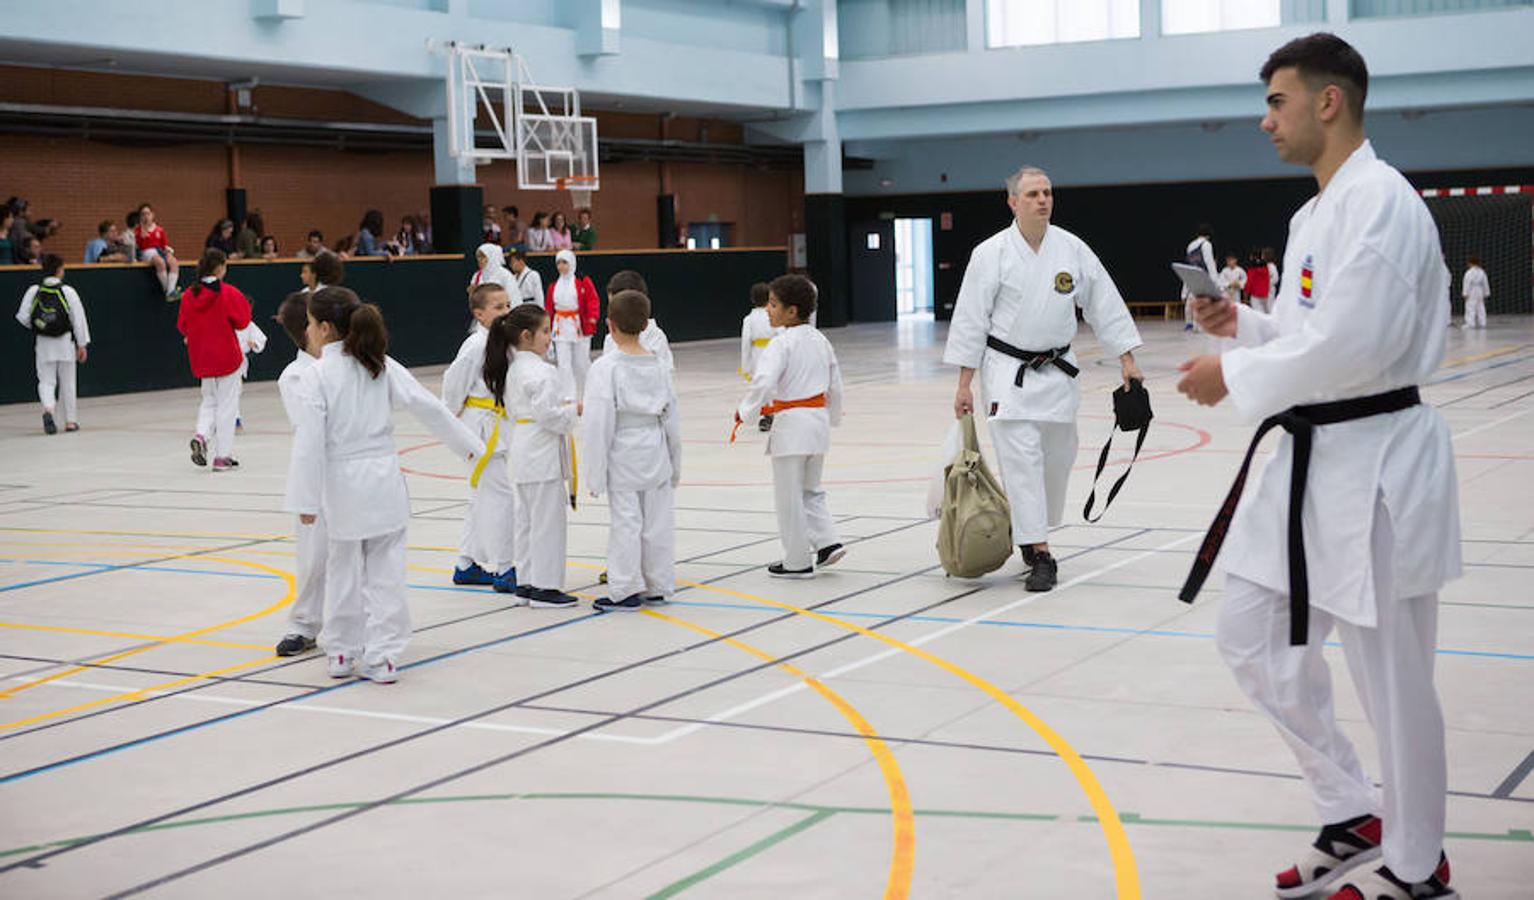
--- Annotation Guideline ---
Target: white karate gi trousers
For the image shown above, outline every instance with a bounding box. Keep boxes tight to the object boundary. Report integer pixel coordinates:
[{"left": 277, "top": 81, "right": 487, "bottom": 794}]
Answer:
[
  {"left": 1465, "top": 297, "right": 1486, "bottom": 328},
  {"left": 196, "top": 373, "right": 242, "bottom": 459},
  {"left": 321, "top": 526, "right": 410, "bottom": 669},
  {"left": 460, "top": 451, "right": 517, "bottom": 574},
  {"left": 287, "top": 512, "right": 327, "bottom": 640},
  {"left": 36, "top": 358, "right": 78, "bottom": 421},
  {"left": 989, "top": 420, "right": 1077, "bottom": 546},
  {"left": 606, "top": 485, "right": 675, "bottom": 601},
  {"left": 514, "top": 479, "right": 567, "bottom": 591},
  {"left": 1217, "top": 503, "right": 1446, "bottom": 883},
  {"left": 554, "top": 336, "right": 592, "bottom": 401},
  {"left": 1251, "top": 295, "right": 1275, "bottom": 315},
  {"left": 772, "top": 455, "right": 839, "bottom": 570}
]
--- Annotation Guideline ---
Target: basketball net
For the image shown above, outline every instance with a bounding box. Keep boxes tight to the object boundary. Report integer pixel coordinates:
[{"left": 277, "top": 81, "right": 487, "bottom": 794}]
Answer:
[{"left": 557, "top": 176, "right": 597, "bottom": 212}]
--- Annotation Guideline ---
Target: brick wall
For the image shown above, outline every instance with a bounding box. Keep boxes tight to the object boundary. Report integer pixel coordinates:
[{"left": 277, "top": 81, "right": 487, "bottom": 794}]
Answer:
[{"left": 0, "top": 65, "right": 802, "bottom": 258}]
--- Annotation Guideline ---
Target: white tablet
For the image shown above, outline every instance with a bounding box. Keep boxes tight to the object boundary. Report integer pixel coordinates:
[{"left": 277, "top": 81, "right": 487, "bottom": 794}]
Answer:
[{"left": 1171, "top": 262, "right": 1225, "bottom": 299}]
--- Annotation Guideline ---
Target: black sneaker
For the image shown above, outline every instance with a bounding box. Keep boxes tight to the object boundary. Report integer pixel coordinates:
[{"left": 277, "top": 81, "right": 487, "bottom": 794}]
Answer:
[
  {"left": 767, "top": 562, "right": 815, "bottom": 579},
  {"left": 1275, "top": 813, "right": 1382, "bottom": 899},
  {"left": 1327, "top": 853, "right": 1456, "bottom": 900},
  {"left": 527, "top": 588, "right": 579, "bottom": 609},
  {"left": 42, "top": 412, "right": 57, "bottom": 435},
  {"left": 275, "top": 634, "right": 317, "bottom": 657},
  {"left": 815, "top": 543, "right": 846, "bottom": 568},
  {"left": 189, "top": 434, "right": 208, "bottom": 467},
  {"left": 1019, "top": 545, "right": 1040, "bottom": 569},
  {"left": 758, "top": 414, "right": 774, "bottom": 432},
  {"left": 1024, "top": 553, "right": 1057, "bottom": 591},
  {"left": 594, "top": 594, "right": 645, "bottom": 613}
]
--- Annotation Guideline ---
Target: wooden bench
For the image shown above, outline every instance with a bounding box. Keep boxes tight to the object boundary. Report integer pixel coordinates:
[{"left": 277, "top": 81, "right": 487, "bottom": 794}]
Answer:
[{"left": 1126, "top": 300, "right": 1182, "bottom": 320}]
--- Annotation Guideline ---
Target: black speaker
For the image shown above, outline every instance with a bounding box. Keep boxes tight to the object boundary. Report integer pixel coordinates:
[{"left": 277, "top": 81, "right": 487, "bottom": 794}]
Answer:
[
  {"left": 430, "top": 185, "right": 485, "bottom": 256},
  {"left": 657, "top": 194, "right": 678, "bottom": 248}
]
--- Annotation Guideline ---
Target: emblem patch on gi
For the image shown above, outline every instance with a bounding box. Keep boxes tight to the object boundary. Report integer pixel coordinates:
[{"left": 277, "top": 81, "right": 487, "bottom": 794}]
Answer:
[
  {"left": 1299, "top": 254, "right": 1315, "bottom": 308},
  {"left": 1053, "top": 271, "right": 1074, "bottom": 294}
]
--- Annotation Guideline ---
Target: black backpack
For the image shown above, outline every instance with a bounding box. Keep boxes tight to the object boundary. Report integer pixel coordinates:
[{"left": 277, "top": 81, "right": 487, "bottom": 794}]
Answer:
[{"left": 29, "top": 283, "right": 72, "bottom": 338}]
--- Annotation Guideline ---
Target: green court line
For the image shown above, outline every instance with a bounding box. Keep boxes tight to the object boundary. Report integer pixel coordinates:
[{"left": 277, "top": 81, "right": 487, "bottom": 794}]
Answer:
[
  {"left": 646, "top": 809, "right": 836, "bottom": 899},
  {"left": 3, "top": 791, "right": 1528, "bottom": 863}
]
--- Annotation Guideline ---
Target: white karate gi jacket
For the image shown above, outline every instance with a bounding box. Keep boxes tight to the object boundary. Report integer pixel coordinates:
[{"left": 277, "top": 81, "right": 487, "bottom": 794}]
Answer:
[
  {"left": 601, "top": 319, "right": 675, "bottom": 371},
  {"left": 512, "top": 266, "right": 543, "bottom": 305},
  {"left": 1461, "top": 266, "right": 1489, "bottom": 304},
  {"left": 740, "top": 307, "right": 776, "bottom": 377},
  {"left": 289, "top": 344, "right": 483, "bottom": 540},
  {"left": 582, "top": 352, "right": 682, "bottom": 494},
  {"left": 943, "top": 224, "right": 1142, "bottom": 423},
  {"left": 15, "top": 278, "right": 90, "bottom": 363},
  {"left": 441, "top": 324, "right": 501, "bottom": 447},
  {"left": 1218, "top": 265, "right": 1248, "bottom": 301},
  {"left": 472, "top": 244, "right": 515, "bottom": 293},
  {"left": 738, "top": 323, "right": 843, "bottom": 457},
  {"left": 278, "top": 350, "right": 319, "bottom": 514},
  {"left": 506, "top": 352, "right": 578, "bottom": 484},
  {"left": 1219, "top": 141, "right": 1462, "bottom": 626}
]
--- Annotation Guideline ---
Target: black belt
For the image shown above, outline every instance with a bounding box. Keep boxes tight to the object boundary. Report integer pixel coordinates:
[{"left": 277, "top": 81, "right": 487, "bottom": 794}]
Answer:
[
  {"left": 1179, "top": 386, "right": 1421, "bottom": 646},
  {"left": 985, "top": 336, "right": 1078, "bottom": 386}
]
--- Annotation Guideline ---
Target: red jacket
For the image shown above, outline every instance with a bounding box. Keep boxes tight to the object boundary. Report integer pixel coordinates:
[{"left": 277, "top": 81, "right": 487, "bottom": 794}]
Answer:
[
  {"left": 177, "top": 280, "right": 252, "bottom": 378},
  {"left": 545, "top": 275, "right": 601, "bottom": 337}
]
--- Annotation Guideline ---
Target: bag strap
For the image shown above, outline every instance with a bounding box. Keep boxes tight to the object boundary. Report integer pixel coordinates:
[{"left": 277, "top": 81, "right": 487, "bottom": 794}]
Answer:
[
  {"left": 959, "top": 412, "right": 980, "bottom": 454},
  {"left": 1081, "top": 419, "right": 1149, "bottom": 523}
]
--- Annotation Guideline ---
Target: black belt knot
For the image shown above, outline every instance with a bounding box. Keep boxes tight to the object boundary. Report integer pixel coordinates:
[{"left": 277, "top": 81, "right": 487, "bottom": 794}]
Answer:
[
  {"left": 985, "top": 336, "right": 1078, "bottom": 387},
  {"left": 1178, "top": 386, "right": 1421, "bottom": 646}
]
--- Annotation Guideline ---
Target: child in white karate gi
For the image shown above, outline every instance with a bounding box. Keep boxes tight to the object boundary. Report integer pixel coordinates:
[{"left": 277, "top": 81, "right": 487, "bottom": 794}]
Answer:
[
  {"left": 441, "top": 283, "right": 518, "bottom": 591},
  {"left": 599, "top": 269, "right": 675, "bottom": 371},
  {"left": 482, "top": 303, "right": 581, "bottom": 608},
  {"left": 739, "top": 281, "right": 778, "bottom": 431},
  {"left": 736, "top": 275, "right": 846, "bottom": 578},
  {"left": 290, "top": 288, "right": 485, "bottom": 683},
  {"left": 272, "top": 292, "right": 326, "bottom": 657},
  {"left": 14, "top": 254, "right": 90, "bottom": 435},
  {"left": 583, "top": 289, "right": 682, "bottom": 612}
]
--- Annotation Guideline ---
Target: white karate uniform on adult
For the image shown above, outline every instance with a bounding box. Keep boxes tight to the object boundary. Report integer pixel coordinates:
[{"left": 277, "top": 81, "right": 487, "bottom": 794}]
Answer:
[
  {"left": 1180, "top": 61, "right": 1460, "bottom": 888},
  {"left": 601, "top": 319, "right": 675, "bottom": 371},
  {"left": 442, "top": 321, "right": 516, "bottom": 577},
  {"left": 505, "top": 350, "right": 579, "bottom": 592},
  {"left": 1461, "top": 263, "right": 1489, "bottom": 328},
  {"left": 278, "top": 346, "right": 326, "bottom": 643},
  {"left": 943, "top": 167, "right": 1143, "bottom": 566},
  {"left": 1184, "top": 231, "right": 1218, "bottom": 326},
  {"left": 290, "top": 345, "right": 483, "bottom": 673},
  {"left": 582, "top": 350, "right": 682, "bottom": 602},
  {"left": 738, "top": 322, "right": 845, "bottom": 571},
  {"left": 15, "top": 275, "right": 90, "bottom": 425}
]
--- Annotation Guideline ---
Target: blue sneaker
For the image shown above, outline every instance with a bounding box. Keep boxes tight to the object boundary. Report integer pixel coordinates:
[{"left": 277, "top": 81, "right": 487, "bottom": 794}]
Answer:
[
  {"left": 453, "top": 563, "right": 495, "bottom": 586},
  {"left": 492, "top": 567, "right": 519, "bottom": 593}
]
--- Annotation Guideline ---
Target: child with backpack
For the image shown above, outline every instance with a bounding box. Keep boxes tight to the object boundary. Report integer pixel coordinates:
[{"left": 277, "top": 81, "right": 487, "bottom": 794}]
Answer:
[
  {"left": 177, "top": 248, "right": 252, "bottom": 470},
  {"left": 13, "top": 254, "right": 90, "bottom": 434}
]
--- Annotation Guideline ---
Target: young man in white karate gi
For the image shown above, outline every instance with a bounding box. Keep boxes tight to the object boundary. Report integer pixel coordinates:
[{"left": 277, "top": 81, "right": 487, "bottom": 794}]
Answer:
[
  {"left": 1178, "top": 33, "right": 1461, "bottom": 900},
  {"left": 583, "top": 289, "right": 682, "bottom": 611},
  {"left": 1460, "top": 256, "right": 1489, "bottom": 329},
  {"left": 509, "top": 249, "right": 543, "bottom": 305},
  {"left": 1184, "top": 224, "right": 1218, "bottom": 331},
  {"left": 944, "top": 166, "right": 1144, "bottom": 591}
]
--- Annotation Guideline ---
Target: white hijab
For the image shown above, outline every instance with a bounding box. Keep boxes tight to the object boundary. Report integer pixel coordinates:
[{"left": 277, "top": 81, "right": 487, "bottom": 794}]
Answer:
[
  {"left": 553, "top": 249, "right": 578, "bottom": 310},
  {"left": 474, "top": 243, "right": 513, "bottom": 291}
]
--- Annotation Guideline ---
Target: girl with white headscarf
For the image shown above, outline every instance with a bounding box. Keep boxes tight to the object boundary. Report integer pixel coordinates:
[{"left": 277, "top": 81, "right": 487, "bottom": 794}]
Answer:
[
  {"left": 543, "top": 248, "right": 600, "bottom": 400},
  {"left": 469, "top": 243, "right": 515, "bottom": 297}
]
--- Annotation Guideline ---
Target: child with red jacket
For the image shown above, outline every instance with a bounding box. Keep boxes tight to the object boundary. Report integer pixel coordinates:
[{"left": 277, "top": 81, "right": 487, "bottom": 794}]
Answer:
[
  {"left": 544, "top": 248, "right": 600, "bottom": 401},
  {"left": 177, "top": 248, "right": 252, "bottom": 470}
]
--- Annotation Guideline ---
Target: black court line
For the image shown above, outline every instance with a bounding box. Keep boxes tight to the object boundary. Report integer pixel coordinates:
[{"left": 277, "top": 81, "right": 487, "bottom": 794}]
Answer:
[
  {"left": 4, "top": 564, "right": 981, "bottom": 882},
  {"left": 1438, "top": 370, "right": 1534, "bottom": 408},
  {"left": 0, "top": 654, "right": 318, "bottom": 691},
  {"left": 1492, "top": 749, "right": 1534, "bottom": 799},
  {"left": 1488, "top": 386, "right": 1534, "bottom": 410}
]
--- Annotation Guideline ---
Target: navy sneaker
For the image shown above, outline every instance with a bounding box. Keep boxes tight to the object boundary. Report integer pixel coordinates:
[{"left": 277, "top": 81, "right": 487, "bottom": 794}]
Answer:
[
  {"left": 453, "top": 563, "right": 495, "bottom": 586},
  {"left": 275, "top": 634, "right": 317, "bottom": 657},
  {"left": 768, "top": 562, "right": 815, "bottom": 579},
  {"left": 1024, "top": 553, "right": 1057, "bottom": 591},
  {"left": 42, "top": 412, "right": 57, "bottom": 435},
  {"left": 594, "top": 594, "right": 645, "bottom": 613},
  {"left": 814, "top": 543, "right": 846, "bottom": 568},
  {"left": 527, "top": 588, "right": 579, "bottom": 609},
  {"left": 491, "top": 567, "right": 519, "bottom": 593}
]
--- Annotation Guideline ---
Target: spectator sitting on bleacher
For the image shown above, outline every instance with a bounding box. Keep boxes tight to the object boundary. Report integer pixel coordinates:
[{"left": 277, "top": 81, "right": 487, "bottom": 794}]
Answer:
[
  {"left": 395, "top": 215, "right": 432, "bottom": 255},
  {"left": 86, "top": 221, "right": 131, "bottom": 263},
  {"left": 235, "top": 212, "right": 264, "bottom": 260},
  {"left": 122, "top": 209, "right": 140, "bottom": 261},
  {"left": 32, "top": 219, "right": 62, "bottom": 244},
  {"left": 296, "top": 230, "right": 325, "bottom": 259},
  {"left": 416, "top": 210, "right": 433, "bottom": 248},
  {"left": 503, "top": 206, "right": 526, "bottom": 251},
  {"left": 526, "top": 212, "right": 552, "bottom": 252},
  {"left": 548, "top": 212, "right": 573, "bottom": 251},
  {"left": 6, "top": 198, "right": 31, "bottom": 250},
  {"left": 206, "top": 219, "right": 239, "bottom": 256},
  {"left": 134, "top": 202, "right": 182, "bottom": 302},
  {"left": 16, "top": 235, "right": 43, "bottom": 266},
  {"left": 355, "top": 209, "right": 391, "bottom": 257},
  {"left": 572, "top": 208, "right": 597, "bottom": 251},
  {"left": 482, "top": 205, "right": 502, "bottom": 245},
  {"left": 260, "top": 235, "right": 280, "bottom": 260},
  {"left": 0, "top": 208, "right": 14, "bottom": 264}
]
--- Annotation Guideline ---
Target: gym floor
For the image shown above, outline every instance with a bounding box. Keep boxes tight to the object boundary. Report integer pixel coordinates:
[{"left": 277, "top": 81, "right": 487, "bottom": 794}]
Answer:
[{"left": 0, "top": 318, "right": 1529, "bottom": 898}]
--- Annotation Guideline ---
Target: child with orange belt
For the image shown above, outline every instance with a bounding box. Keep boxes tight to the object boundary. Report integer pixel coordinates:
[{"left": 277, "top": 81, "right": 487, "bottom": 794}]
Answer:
[{"left": 735, "top": 274, "right": 846, "bottom": 578}]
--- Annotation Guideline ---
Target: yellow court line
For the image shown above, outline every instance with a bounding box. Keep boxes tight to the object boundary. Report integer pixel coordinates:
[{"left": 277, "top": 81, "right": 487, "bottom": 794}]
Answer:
[
  {"left": 643, "top": 608, "right": 915, "bottom": 899},
  {"left": 676, "top": 577, "right": 1141, "bottom": 900},
  {"left": 0, "top": 555, "right": 296, "bottom": 704},
  {"left": 0, "top": 622, "right": 270, "bottom": 651},
  {"left": 1440, "top": 343, "right": 1530, "bottom": 369},
  {"left": 0, "top": 655, "right": 280, "bottom": 732}
]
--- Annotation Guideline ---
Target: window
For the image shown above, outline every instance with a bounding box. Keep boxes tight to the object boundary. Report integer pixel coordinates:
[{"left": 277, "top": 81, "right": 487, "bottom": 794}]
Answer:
[
  {"left": 986, "top": 0, "right": 1140, "bottom": 48},
  {"left": 1161, "top": 0, "right": 1282, "bottom": 34}
]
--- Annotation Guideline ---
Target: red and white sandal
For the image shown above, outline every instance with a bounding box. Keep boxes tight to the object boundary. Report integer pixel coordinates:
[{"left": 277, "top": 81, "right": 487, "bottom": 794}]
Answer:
[{"left": 1275, "top": 814, "right": 1383, "bottom": 899}]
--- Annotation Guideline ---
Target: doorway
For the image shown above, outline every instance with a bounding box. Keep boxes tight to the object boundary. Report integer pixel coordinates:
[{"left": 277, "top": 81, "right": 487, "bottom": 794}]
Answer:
[{"left": 895, "top": 217, "right": 934, "bottom": 319}]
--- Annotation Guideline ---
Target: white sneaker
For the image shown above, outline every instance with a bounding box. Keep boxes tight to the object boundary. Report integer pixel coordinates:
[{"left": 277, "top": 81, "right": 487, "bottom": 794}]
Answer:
[
  {"left": 362, "top": 660, "right": 398, "bottom": 684},
  {"left": 327, "top": 654, "right": 355, "bottom": 678}
]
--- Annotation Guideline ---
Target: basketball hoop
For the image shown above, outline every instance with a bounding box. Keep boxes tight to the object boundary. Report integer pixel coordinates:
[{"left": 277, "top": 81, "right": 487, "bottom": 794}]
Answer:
[{"left": 557, "top": 175, "right": 599, "bottom": 211}]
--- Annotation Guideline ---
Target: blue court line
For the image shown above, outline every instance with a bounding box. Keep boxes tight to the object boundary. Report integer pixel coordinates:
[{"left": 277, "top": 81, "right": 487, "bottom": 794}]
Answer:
[
  {"left": 0, "top": 560, "right": 166, "bottom": 594},
  {"left": 1429, "top": 349, "right": 1534, "bottom": 386},
  {"left": 0, "top": 558, "right": 501, "bottom": 597}
]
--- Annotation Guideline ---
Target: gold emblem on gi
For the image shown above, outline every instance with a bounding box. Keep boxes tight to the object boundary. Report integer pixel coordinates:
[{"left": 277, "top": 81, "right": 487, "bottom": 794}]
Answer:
[{"left": 1053, "top": 271, "right": 1074, "bottom": 294}]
